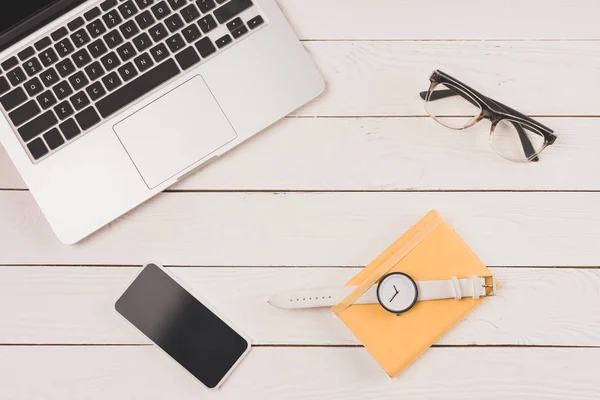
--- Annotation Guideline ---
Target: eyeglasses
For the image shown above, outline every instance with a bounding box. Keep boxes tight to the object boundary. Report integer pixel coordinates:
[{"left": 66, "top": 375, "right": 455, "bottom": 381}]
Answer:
[{"left": 420, "top": 70, "right": 557, "bottom": 162}]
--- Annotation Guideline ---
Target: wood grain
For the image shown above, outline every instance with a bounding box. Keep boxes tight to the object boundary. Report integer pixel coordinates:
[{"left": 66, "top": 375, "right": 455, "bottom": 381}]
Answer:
[
  {"left": 1, "top": 346, "right": 599, "bottom": 399},
  {"left": 1, "top": 191, "right": 600, "bottom": 266},
  {"left": 278, "top": 0, "right": 600, "bottom": 40},
  {"left": 0, "top": 266, "right": 599, "bottom": 346}
]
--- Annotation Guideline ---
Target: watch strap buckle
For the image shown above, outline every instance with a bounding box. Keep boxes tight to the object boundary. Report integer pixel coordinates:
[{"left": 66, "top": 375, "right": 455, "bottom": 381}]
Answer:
[{"left": 482, "top": 276, "right": 497, "bottom": 296}]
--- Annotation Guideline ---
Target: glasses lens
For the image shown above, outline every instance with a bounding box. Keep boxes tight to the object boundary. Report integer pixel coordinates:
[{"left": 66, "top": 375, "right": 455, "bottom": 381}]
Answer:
[
  {"left": 490, "top": 119, "right": 547, "bottom": 162},
  {"left": 425, "top": 83, "right": 482, "bottom": 129}
]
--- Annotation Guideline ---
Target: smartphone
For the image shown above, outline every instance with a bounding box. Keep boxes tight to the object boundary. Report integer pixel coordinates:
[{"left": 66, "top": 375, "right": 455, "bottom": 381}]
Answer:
[{"left": 115, "top": 263, "right": 251, "bottom": 390}]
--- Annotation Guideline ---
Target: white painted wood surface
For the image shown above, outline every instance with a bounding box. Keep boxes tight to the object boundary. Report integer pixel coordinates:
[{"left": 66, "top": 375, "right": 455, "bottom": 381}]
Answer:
[{"left": 1, "top": 0, "right": 600, "bottom": 398}]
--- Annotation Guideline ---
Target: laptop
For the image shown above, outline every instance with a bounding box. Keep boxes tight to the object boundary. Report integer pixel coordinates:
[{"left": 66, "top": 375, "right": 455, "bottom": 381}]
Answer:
[{"left": 0, "top": 0, "right": 324, "bottom": 244}]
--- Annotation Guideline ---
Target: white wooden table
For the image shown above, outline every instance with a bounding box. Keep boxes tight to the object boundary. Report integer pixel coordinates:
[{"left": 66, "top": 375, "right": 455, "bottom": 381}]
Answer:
[{"left": 2, "top": 1, "right": 600, "bottom": 398}]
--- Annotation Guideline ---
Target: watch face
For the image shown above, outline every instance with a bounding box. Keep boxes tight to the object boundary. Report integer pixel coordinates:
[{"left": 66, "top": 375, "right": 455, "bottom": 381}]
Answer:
[{"left": 376, "top": 273, "right": 418, "bottom": 314}]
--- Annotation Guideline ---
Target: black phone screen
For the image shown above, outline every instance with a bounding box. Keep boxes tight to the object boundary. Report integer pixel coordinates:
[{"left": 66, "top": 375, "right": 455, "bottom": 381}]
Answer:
[{"left": 115, "top": 264, "right": 249, "bottom": 388}]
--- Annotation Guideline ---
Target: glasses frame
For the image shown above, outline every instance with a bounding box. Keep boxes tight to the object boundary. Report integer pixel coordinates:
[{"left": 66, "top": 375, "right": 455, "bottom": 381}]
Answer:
[{"left": 420, "top": 70, "right": 557, "bottom": 162}]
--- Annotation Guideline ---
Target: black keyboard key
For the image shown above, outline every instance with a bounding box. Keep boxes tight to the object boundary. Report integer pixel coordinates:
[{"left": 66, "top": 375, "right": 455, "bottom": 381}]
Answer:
[
  {"left": 40, "top": 68, "right": 60, "bottom": 87},
  {"left": 86, "top": 81, "right": 107, "bottom": 101},
  {"left": 168, "top": 0, "right": 186, "bottom": 10},
  {"left": 75, "top": 106, "right": 101, "bottom": 130},
  {"left": 70, "top": 91, "right": 90, "bottom": 110},
  {"left": 101, "top": 0, "right": 118, "bottom": 11},
  {"left": 84, "top": 7, "right": 102, "bottom": 21},
  {"left": 87, "top": 19, "right": 107, "bottom": 38},
  {"left": 166, "top": 33, "right": 185, "bottom": 53},
  {"left": 118, "top": 62, "right": 139, "bottom": 82},
  {"left": 55, "top": 38, "right": 75, "bottom": 57},
  {"left": 1, "top": 57, "right": 18, "bottom": 71},
  {"left": 149, "top": 43, "right": 169, "bottom": 62},
  {"left": 165, "top": 13, "right": 184, "bottom": 32},
  {"left": 182, "top": 24, "right": 202, "bottom": 43},
  {"left": 51, "top": 27, "right": 69, "bottom": 41},
  {"left": 175, "top": 46, "right": 200, "bottom": 70},
  {"left": 120, "top": 20, "right": 140, "bottom": 39},
  {"left": 68, "top": 17, "right": 85, "bottom": 31},
  {"left": 135, "top": 10, "right": 156, "bottom": 30},
  {"left": 73, "top": 48, "right": 92, "bottom": 67},
  {"left": 8, "top": 67, "right": 27, "bottom": 85},
  {"left": 226, "top": 17, "right": 243, "bottom": 31},
  {"left": 198, "top": 15, "right": 217, "bottom": 33},
  {"left": 215, "top": 34, "right": 232, "bottom": 48},
  {"left": 102, "top": 72, "right": 122, "bottom": 91},
  {"left": 181, "top": 4, "right": 201, "bottom": 23},
  {"left": 54, "top": 100, "right": 75, "bottom": 120},
  {"left": 0, "top": 87, "right": 27, "bottom": 111},
  {"left": 24, "top": 77, "right": 44, "bottom": 97},
  {"left": 103, "top": 10, "right": 124, "bottom": 29},
  {"left": 9, "top": 100, "right": 40, "bottom": 126},
  {"left": 71, "top": 29, "right": 91, "bottom": 47},
  {"left": 117, "top": 42, "right": 137, "bottom": 61},
  {"left": 119, "top": 1, "right": 139, "bottom": 19},
  {"left": 194, "top": 36, "right": 216, "bottom": 57},
  {"left": 231, "top": 25, "right": 248, "bottom": 39},
  {"left": 85, "top": 61, "right": 105, "bottom": 81},
  {"left": 216, "top": 0, "right": 227, "bottom": 3},
  {"left": 18, "top": 47, "right": 35, "bottom": 61},
  {"left": 23, "top": 58, "right": 43, "bottom": 77},
  {"left": 151, "top": 1, "right": 171, "bottom": 20},
  {"left": 104, "top": 30, "right": 124, "bottom": 49},
  {"left": 53, "top": 81, "right": 74, "bottom": 100},
  {"left": 149, "top": 23, "right": 168, "bottom": 42},
  {"left": 133, "top": 32, "right": 153, "bottom": 52},
  {"left": 37, "top": 90, "right": 58, "bottom": 109},
  {"left": 88, "top": 39, "right": 108, "bottom": 58},
  {"left": 196, "top": 0, "right": 216, "bottom": 13},
  {"left": 34, "top": 37, "right": 52, "bottom": 51},
  {"left": 101, "top": 52, "right": 122, "bottom": 71},
  {"left": 133, "top": 52, "right": 154, "bottom": 72},
  {"left": 60, "top": 118, "right": 81, "bottom": 140},
  {"left": 0, "top": 76, "right": 9, "bottom": 95},
  {"left": 56, "top": 58, "right": 76, "bottom": 77},
  {"left": 69, "top": 71, "right": 89, "bottom": 91},
  {"left": 19, "top": 110, "right": 57, "bottom": 142},
  {"left": 97, "top": 58, "right": 179, "bottom": 118},
  {"left": 27, "top": 138, "right": 49, "bottom": 160},
  {"left": 214, "top": 0, "right": 252, "bottom": 24},
  {"left": 247, "top": 15, "right": 263, "bottom": 29},
  {"left": 44, "top": 128, "right": 65, "bottom": 150},
  {"left": 39, "top": 48, "right": 59, "bottom": 67},
  {"left": 135, "top": 0, "right": 155, "bottom": 9}
]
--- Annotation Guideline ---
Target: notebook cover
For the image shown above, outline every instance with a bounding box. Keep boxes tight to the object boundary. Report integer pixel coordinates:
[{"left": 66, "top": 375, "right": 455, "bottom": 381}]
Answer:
[{"left": 335, "top": 210, "right": 493, "bottom": 377}]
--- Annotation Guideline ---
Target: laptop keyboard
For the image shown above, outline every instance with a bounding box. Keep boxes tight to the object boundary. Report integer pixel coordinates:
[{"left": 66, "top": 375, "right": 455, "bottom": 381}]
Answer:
[{"left": 0, "top": 0, "right": 265, "bottom": 163}]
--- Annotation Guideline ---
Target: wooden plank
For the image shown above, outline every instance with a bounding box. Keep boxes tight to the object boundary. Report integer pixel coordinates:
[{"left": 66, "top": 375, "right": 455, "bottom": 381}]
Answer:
[
  {"left": 0, "top": 346, "right": 598, "bottom": 399},
  {"left": 279, "top": 0, "right": 600, "bottom": 40},
  {"left": 1, "top": 117, "right": 597, "bottom": 191},
  {"left": 1, "top": 191, "right": 600, "bottom": 266},
  {"left": 1, "top": 266, "right": 599, "bottom": 346}
]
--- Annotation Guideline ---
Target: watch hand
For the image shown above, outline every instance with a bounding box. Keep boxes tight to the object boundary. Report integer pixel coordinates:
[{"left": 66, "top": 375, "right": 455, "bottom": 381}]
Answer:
[
  {"left": 393, "top": 285, "right": 399, "bottom": 294},
  {"left": 389, "top": 291, "right": 399, "bottom": 303}
]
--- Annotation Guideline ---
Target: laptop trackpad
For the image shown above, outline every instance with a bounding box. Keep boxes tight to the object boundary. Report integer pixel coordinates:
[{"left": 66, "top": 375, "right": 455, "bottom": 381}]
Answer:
[{"left": 114, "top": 76, "right": 237, "bottom": 189}]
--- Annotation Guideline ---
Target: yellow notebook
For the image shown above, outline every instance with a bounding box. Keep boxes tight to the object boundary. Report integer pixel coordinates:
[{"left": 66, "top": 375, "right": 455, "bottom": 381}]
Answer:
[{"left": 333, "top": 210, "right": 494, "bottom": 377}]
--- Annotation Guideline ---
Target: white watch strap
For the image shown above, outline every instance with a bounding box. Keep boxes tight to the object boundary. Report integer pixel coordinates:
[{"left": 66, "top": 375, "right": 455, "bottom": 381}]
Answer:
[{"left": 269, "top": 275, "right": 491, "bottom": 309}]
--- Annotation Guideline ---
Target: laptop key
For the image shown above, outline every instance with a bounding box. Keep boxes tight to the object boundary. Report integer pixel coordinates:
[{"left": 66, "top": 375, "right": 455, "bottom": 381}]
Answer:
[
  {"left": 1, "top": 57, "right": 18, "bottom": 72},
  {"left": 101, "top": 0, "right": 119, "bottom": 11},
  {"left": 119, "top": 1, "right": 139, "bottom": 19},
  {"left": 133, "top": 32, "right": 153, "bottom": 52},
  {"left": 247, "top": 15, "right": 263, "bottom": 29},
  {"left": 175, "top": 46, "right": 200, "bottom": 70},
  {"left": 89, "top": 39, "right": 109, "bottom": 59},
  {"left": 215, "top": 34, "right": 232, "bottom": 48},
  {"left": 151, "top": 1, "right": 171, "bottom": 20},
  {"left": 73, "top": 48, "right": 92, "bottom": 68},
  {"left": 87, "top": 19, "right": 107, "bottom": 38},
  {"left": 165, "top": 14, "right": 184, "bottom": 32},
  {"left": 196, "top": 0, "right": 216, "bottom": 13},
  {"left": 40, "top": 68, "right": 60, "bottom": 87},
  {"left": 134, "top": 53, "right": 154, "bottom": 72},
  {"left": 120, "top": 20, "right": 140, "bottom": 39},
  {"left": 37, "top": 90, "right": 58, "bottom": 109},
  {"left": 194, "top": 37, "right": 216, "bottom": 58},
  {"left": 101, "top": 52, "right": 122, "bottom": 71},
  {"left": 75, "top": 106, "right": 101, "bottom": 131},
  {"left": 9, "top": 100, "right": 41, "bottom": 127},
  {"left": 103, "top": 10, "right": 124, "bottom": 29},
  {"left": 39, "top": 48, "right": 59, "bottom": 67},
  {"left": 226, "top": 17, "right": 243, "bottom": 31},
  {"left": 150, "top": 43, "right": 170, "bottom": 62},
  {"left": 182, "top": 24, "right": 201, "bottom": 43},
  {"left": 27, "top": 138, "right": 49, "bottom": 160},
  {"left": 117, "top": 42, "right": 137, "bottom": 61},
  {"left": 23, "top": 58, "right": 43, "bottom": 77},
  {"left": 56, "top": 58, "right": 76, "bottom": 77},
  {"left": 55, "top": 38, "right": 76, "bottom": 57},
  {"left": 85, "top": 61, "right": 105, "bottom": 81},
  {"left": 84, "top": 7, "right": 102, "bottom": 21},
  {"left": 51, "top": 27, "right": 69, "bottom": 41},
  {"left": 231, "top": 25, "right": 248, "bottom": 39},
  {"left": 68, "top": 17, "right": 85, "bottom": 31},
  {"left": 53, "top": 81, "right": 74, "bottom": 100},
  {"left": 54, "top": 101, "right": 75, "bottom": 120},
  {"left": 0, "top": 87, "right": 27, "bottom": 111},
  {"left": 135, "top": 0, "right": 155, "bottom": 9},
  {"left": 18, "top": 47, "right": 35, "bottom": 61},
  {"left": 71, "top": 29, "right": 91, "bottom": 47},
  {"left": 69, "top": 71, "right": 89, "bottom": 91},
  {"left": 198, "top": 15, "right": 217, "bottom": 33},
  {"left": 149, "top": 23, "right": 168, "bottom": 42},
  {"left": 0, "top": 76, "right": 9, "bottom": 95},
  {"left": 70, "top": 91, "right": 91, "bottom": 110},
  {"left": 34, "top": 37, "right": 52, "bottom": 51},
  {"left": 166, "top": 33, "right": 185, "bottom": 53},
  {"left": 24, "top": 78, "right": 43, "bottom": 96},
  {"left": 135, "top": 10, "right": 156, "bottom": 30},
  {"left": 118, "top": 62, "right": 139, "bottom": 82},
  {"left": 168, "top": 0, "right": 186, "bottom": 10},
  {"left": 18, "top": 110, "right": 57, "bottom": 142},
  {"left": 97, "top": 58, "right": 179, "bottom": 118},
  {"left": 86, "top": 81, "right": 107, "bottom": 101},
  {"left": 105, "top": 30, "right": 125, "bottom": 49},
  {"left": 102, "top": 72, "right": 122, "bottom": 91},
  {"left": 44, "top": 128, "right": 65, "bottom": 150},
  {"left": 7, "top": 67, "right": 27, "bottom": 85},
  {"left": 181, "top": 4, "right": 200, "bottom": 23},
  {"left": 60, "top": 118, "right": 81, "bottom": 140},
  {"left": 214, "top": 0, "right": 252, "bottom": 24}
]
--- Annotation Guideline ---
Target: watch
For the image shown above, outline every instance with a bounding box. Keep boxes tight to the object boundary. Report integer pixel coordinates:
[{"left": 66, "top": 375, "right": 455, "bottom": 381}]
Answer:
[{"left": 269, "top": 273, "right": 497, "bottom": 315}]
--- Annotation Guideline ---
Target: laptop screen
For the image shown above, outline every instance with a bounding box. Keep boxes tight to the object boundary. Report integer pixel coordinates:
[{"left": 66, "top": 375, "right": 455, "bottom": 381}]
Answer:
[{"left": 0, "top": 1, "right": 61, "bottom": 36}]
